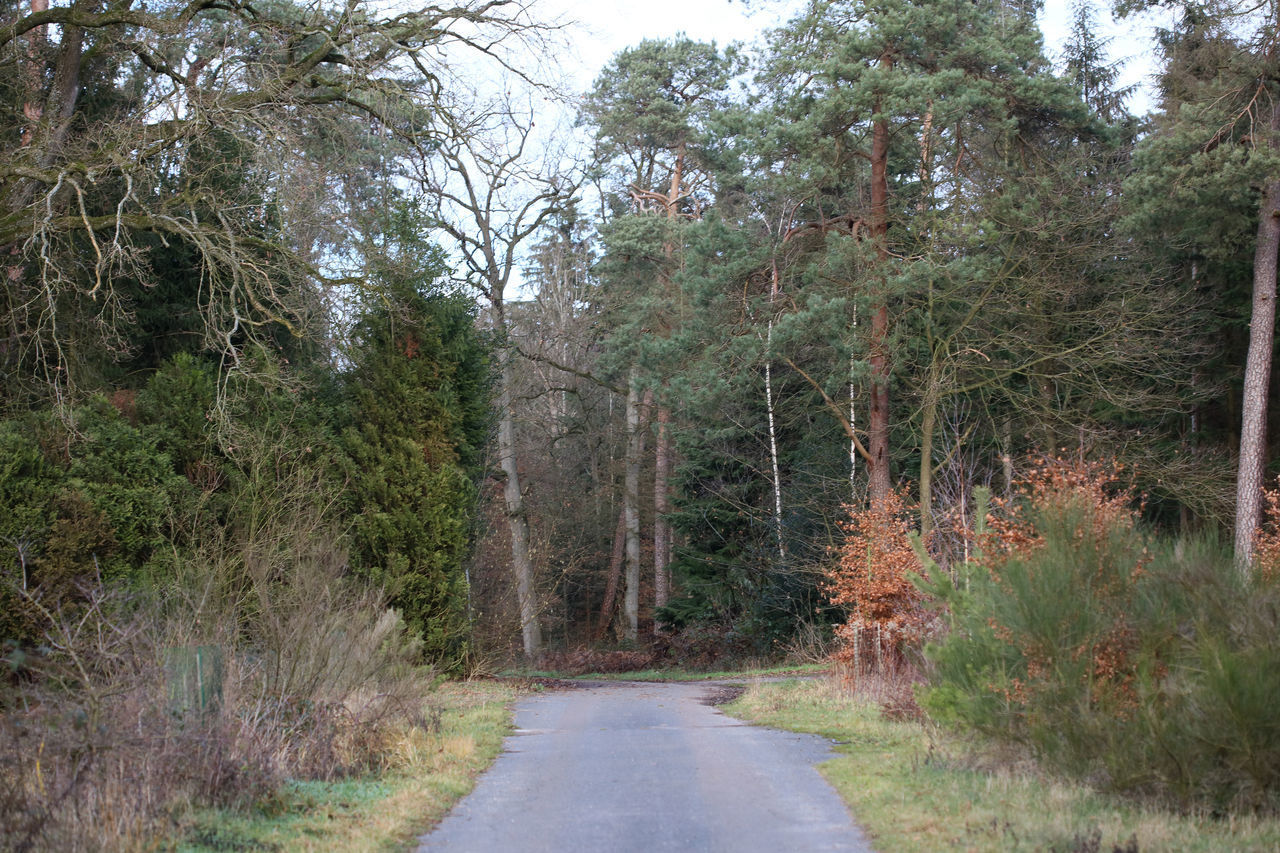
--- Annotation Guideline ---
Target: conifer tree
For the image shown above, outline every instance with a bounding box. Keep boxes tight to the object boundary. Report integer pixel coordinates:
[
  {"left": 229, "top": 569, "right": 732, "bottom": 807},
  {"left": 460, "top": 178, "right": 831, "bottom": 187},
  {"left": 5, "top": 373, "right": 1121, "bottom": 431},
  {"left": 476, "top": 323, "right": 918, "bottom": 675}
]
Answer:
[
  {"left": 585, "top": 37, "right": 740, "bottom": 637},
  {"left": 1121, "top": 0, "right": 1280, "bottom": 570},
  {"left": 753, "top": 0, "right": 1086, "bottom": 514},
  {"left": 341, "top": 247, "right": 490, "bottom": 669}
]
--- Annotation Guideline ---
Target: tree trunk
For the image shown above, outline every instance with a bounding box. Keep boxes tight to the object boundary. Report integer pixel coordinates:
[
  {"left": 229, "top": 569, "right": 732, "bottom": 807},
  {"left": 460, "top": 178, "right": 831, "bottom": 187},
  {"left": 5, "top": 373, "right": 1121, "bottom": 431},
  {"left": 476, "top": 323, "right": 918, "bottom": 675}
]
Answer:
[
  {"left": 623, "top": 373, "right": 648, "bottom": 641},
  {"left": 1001, "top": 418, "right": 1015, "bottom": 496},
  {"left": 648, "top": 142, "right": 685, "bottom": 629},
  {"left": 868, "top": 72, "right": 893, "bottom": 504},
  {"left": 766, "top": 259, "right": 787, "bottom": 560},
  {"left": 850, "top": 326, "right": 858, "bottom": 503},
  {"left": 497, "top": 340, "right": 542, "bottom": 658},
  {"left": 765, "top": 329, "right": 786, "bottom": 562},
  {"left": 653, "top": 404, "right": 673, "bottom": 622},
  {"left": 1234, "top": 115, "right": 1280, "bottom": 574},
  {"left": 595, "top": 506, "right": 627, "bottom": 641},
  {"left": 18, "top": 0, "right": 48, "bottom": 148},
  {"left": 919, "top": 391, "right": 937, "bottom": 538}
]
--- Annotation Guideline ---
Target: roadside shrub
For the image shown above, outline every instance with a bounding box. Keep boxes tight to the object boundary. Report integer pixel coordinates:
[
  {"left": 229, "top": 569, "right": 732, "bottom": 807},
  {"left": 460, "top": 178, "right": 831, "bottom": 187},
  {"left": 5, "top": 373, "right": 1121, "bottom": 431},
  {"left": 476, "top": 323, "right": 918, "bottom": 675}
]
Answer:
[
  {"left": 64, "top": 397, "right": 193, "bottom": 583},
  {"left": 0, "top": 380, "right": 442, "bottom": 849},
  {"left": 0, "top": 403, "right": 191, "bottom": 647},
  {"left": 923, "top": 458, "right": 1280, "bottom": 811},
  {"left": 0, "top": 508, "right": 436, "bottom": 850},
  {"left": 825, "top": 490, "right": 933, "bottom": 719},
  {"left": 827, "top": 492, "right": 929, "bottom": 666},
  {"left": 339, "top": 283, "right": 490, "bottom": 671}
]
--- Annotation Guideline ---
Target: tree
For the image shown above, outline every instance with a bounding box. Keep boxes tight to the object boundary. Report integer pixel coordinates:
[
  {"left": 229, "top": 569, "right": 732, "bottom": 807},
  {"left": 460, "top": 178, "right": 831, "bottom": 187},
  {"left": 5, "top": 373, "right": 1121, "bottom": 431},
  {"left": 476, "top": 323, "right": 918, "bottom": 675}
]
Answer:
[
  {"left": 585, "top": 37, "right": 740, "bottom": 637},
  {"left": 1063, "top": 0, "right": 1132, "bottom": 124},
  {"left": 414, "top": 104, "right": 573, "bottom": 658},
  {"left": 757, "top": 0, "right": 1071, "bottom": 503},
  {"left": 341, "top": 251, "right": 489, "bottom": 670},
  {"left": 0, "top": 0, "right": 545, "bottom": 404},
  {"left": 1120, "top": 0, "right": 1280, "bottom": 571}
]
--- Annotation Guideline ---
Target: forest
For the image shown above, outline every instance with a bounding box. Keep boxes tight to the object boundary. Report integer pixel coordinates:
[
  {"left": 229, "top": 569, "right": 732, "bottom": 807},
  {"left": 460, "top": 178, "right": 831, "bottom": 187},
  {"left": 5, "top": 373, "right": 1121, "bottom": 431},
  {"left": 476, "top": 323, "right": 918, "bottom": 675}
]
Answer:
[{"left": 3, "top": 0, "right": 1280, "bottom": 845}]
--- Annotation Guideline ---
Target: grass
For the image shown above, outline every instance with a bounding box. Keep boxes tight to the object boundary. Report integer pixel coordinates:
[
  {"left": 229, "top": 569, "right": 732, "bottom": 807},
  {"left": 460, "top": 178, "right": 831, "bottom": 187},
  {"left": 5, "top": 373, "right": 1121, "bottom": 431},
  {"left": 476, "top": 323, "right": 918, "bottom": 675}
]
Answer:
[
  {"left": 174, "top": 680, "right": 518, "bottom": 852},
  {"left": 497, "top": 661, "right": 830, "bottom": 682},
  {"left": 724, "top": 677, "right": 1280, "bottom": 852}
]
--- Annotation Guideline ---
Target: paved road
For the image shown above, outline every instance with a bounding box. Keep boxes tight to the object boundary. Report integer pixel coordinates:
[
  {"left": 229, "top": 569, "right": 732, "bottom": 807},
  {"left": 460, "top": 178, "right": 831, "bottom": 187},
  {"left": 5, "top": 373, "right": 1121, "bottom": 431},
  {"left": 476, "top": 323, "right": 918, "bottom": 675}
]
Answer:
[{"left": 416, "top": 680, "right": 873, "bottom": 852}]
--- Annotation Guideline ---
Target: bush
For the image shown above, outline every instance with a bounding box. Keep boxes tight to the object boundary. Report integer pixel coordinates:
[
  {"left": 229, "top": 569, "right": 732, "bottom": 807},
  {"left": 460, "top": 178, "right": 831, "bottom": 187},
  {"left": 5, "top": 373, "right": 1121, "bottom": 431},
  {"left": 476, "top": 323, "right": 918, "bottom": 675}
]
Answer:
[
  {"left": 923, "top": 458, "right": 1280, "bottom": 811},
  {"left": 339, "top": 283, "right": 490, "bottom": 670},
  {"left": 0, "top": 402, "right": 193, "bottom": 646},
  {"left": 826, "top": 490, "right": 930, "bottom": 675},
  {"left": 0, "top": 480, "right": 437, "bottom": 849}
]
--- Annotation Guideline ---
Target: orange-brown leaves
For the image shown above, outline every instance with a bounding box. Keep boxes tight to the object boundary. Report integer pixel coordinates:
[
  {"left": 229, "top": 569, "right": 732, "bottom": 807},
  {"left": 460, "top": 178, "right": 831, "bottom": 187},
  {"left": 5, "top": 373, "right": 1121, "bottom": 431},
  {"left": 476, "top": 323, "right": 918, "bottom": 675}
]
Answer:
[
  {"left": 1253, "top": 482, "right": 1280, "bottom": 584},
  {"left": 826, "top": 489, "right": 928, "bottom": 673},
  {"left": 985, "top": 456, "right": 1145, "bottom": 713}
]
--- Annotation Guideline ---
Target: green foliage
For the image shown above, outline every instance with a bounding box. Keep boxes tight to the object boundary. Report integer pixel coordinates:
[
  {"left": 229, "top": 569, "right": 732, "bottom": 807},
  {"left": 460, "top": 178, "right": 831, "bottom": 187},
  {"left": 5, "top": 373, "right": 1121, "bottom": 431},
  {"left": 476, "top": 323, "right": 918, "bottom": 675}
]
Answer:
[
  {"left": 0, "top": 399, "right": 197, "bottom": 643},
  {"left": 584, "top": 36, "right": 741, "bottom": 197},
  {"left": 135, "top": 353, "right": 220, "bottom": 483},
  {"left": 340, "top": 271, "right": 491, "bottom": 670},
  {"left": 925, "top": 491, "right": 1280, "bottom": 810},
  {"left": 0, "top": 419, "right": 66, "bottom": 643},
  {"left": 64, "top": 398, "right": 193, "bottom": 583}
]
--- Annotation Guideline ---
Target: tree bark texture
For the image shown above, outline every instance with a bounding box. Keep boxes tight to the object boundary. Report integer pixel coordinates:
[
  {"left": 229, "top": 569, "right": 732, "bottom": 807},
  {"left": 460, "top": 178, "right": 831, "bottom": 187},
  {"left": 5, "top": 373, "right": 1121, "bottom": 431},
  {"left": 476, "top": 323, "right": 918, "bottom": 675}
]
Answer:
[
  {"left": 595, "top": 506, "right": 627, "bottom": 641},
  {"left": 868, "top": 74, "right": 893, "bottom": 505},
  {"left": 623, "top": 374, "right": 649, "bottom": 642},
  {"left": 498, "top": 342, "right": 542, "bottom": 657},
  {"left": 1234, "top": 157, "right": 1280, "bottom": 573},
  {"left": 653, "top": 404, "right": 673, "bottom": 620},
  {"left": 919, "top": 391, "right": 937, "bottom": 538},
  {"left": 766, "top": 259, "right": 787, "bottom": 560}
]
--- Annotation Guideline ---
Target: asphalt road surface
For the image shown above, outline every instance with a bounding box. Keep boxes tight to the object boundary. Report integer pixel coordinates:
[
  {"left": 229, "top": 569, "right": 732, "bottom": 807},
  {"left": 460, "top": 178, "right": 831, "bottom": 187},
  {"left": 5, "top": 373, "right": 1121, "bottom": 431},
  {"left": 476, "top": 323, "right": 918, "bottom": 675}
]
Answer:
[{"left": 416, "top": 680, "right": 874, "bottom": 852}]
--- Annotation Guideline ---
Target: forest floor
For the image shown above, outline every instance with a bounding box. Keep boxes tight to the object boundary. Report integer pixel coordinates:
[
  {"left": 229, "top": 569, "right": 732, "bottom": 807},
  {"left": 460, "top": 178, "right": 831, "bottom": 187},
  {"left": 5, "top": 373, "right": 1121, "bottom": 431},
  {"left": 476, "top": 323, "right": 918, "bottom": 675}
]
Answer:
[{"left": 725, "top": 678, "right": 1280, "bottom": 852}]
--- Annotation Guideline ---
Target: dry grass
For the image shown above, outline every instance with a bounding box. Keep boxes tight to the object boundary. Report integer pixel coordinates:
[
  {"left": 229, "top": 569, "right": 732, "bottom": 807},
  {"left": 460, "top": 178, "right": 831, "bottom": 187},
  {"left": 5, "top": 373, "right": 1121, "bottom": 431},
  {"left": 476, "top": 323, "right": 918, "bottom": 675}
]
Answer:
[
  {"left": 725, "top": 677, "right": 1280, "bottom": 852},
  {"left": 174, "top": 680, "right": 517, "bottom": 852},
  {"left": 0, "top": 520, "right": 449, "bottom": 852}
]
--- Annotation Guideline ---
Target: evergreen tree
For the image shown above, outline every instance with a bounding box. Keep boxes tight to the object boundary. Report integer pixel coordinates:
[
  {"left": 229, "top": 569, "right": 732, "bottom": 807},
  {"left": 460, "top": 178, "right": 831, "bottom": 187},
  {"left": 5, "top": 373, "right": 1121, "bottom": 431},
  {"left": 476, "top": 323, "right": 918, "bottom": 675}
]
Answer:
[
  {"left": 340, "top": 244, "right": 490, "bottom": 669},
  {"left": 585, "top": 37, "right": 741, "bottom": 637},
  {"left": 1121, "top": 0, "right": 1280, "bottom": 567}
]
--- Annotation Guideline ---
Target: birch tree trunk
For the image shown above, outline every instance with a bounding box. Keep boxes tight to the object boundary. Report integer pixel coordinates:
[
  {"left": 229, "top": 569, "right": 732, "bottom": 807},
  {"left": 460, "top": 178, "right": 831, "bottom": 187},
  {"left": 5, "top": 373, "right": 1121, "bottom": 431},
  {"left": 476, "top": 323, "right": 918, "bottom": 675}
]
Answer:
[{"left": 765, "top": 259, "right": 787, "bottom": 561}]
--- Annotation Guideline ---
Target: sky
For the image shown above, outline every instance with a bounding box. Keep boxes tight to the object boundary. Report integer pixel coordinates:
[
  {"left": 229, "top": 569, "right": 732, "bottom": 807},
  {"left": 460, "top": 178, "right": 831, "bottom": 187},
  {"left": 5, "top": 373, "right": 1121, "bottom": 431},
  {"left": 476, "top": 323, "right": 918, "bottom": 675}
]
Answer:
[{"left": 539, "top": 0, "right": 1172, "bottom": 115}]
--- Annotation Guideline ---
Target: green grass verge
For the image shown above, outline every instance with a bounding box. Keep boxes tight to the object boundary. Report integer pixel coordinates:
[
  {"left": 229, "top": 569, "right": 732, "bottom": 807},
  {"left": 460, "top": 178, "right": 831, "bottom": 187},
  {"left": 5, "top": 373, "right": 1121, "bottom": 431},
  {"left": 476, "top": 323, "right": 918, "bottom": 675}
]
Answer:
[
  {"left": 499, "top": 661, "right": 830, "bottom": 682},
  {"left": 174, "top": 680, "right": 517, "bottom": 852},
  {"left": 724, "top": 678, "right": 1280, "bottom": 852}
]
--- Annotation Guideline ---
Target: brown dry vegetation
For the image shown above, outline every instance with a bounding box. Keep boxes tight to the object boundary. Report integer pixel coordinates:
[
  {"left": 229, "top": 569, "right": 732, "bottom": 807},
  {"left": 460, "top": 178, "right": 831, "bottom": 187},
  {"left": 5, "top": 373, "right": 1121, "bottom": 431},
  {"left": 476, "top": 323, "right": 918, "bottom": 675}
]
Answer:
[{"left": 0, "top": 527, "right": 440, "bottom": 851}]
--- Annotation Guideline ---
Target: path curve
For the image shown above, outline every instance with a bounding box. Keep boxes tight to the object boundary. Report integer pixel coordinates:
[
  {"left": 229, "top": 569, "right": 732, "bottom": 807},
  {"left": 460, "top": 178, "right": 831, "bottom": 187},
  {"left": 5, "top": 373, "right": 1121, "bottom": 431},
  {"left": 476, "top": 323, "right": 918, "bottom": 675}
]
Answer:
[{"left": 416, "top": 680, "right": 873, "bottom": 852}]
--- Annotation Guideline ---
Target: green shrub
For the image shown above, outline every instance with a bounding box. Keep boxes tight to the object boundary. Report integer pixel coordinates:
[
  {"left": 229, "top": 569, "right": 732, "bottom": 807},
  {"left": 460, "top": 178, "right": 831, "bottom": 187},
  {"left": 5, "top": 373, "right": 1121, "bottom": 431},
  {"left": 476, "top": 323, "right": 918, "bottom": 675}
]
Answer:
[
  {"left": 924, "top": 463, "right": 1280, "bottom": 812},
  {"left": 339, "top": 280, "right": 490, "bottom": 671},
  {"left": 65, "top": 397, "right": 193, "bottom": 582},
  {"left": 0, "top": 403, "right": 192, "bottom": 643}
]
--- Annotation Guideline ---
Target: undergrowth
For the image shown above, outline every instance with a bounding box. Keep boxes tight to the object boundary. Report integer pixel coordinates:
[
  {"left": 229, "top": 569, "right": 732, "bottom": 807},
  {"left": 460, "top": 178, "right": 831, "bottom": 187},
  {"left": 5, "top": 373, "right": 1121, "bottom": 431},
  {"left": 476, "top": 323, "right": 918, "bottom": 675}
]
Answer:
[
  {"left": 922, "top": 459, "right": 1280, "bottom": 812},
  {"left": 727, "top": 678, "right": 1280, "bottom": 852}
]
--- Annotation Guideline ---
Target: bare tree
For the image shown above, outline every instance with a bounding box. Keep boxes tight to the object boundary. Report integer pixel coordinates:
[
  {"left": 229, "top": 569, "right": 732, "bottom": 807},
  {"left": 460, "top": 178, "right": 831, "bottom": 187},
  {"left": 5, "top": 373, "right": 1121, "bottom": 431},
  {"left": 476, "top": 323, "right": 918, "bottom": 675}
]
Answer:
[
  {"left": 1, "top": 0, "right": 547, "bottom": 403},
  {"left": 413, "top": 103, "right": 574, "bottom": 658}
]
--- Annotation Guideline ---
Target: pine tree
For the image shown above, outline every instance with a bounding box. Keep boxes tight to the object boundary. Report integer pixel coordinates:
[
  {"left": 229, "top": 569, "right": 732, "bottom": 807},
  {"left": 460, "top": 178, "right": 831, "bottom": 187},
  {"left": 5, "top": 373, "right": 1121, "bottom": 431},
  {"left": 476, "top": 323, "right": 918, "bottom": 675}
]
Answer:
[
  {"left": 585, "top": 37, "right": 741, "bottom": 637},
  {"left": 1121, "top": 0, "right": 1280, "bottom": 570}
]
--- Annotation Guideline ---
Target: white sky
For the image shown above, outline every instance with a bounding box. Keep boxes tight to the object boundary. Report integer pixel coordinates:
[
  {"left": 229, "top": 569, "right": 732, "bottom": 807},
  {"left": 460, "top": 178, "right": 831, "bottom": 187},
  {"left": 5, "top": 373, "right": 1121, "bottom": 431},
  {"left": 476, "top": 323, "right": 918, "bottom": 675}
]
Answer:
[{"left": 539, "top": 0, "right": 1171, "bottom": 115}]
